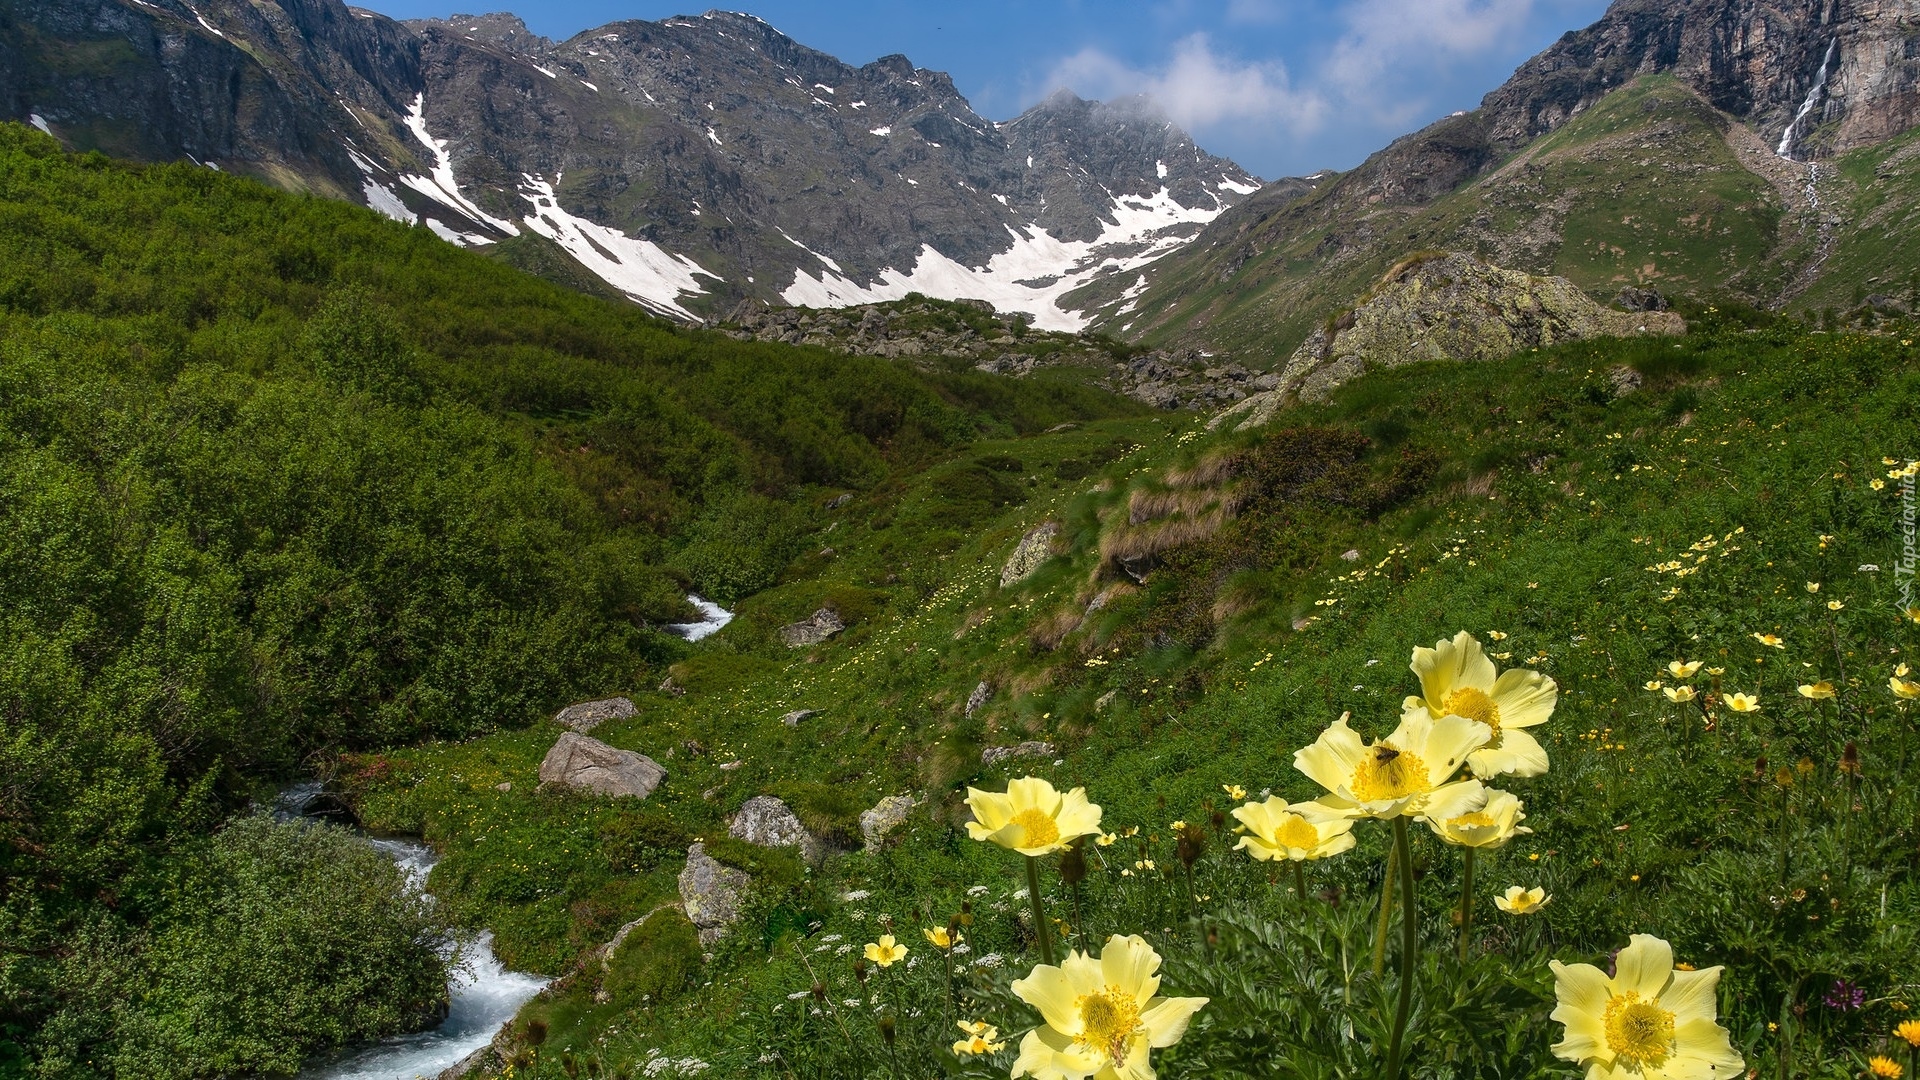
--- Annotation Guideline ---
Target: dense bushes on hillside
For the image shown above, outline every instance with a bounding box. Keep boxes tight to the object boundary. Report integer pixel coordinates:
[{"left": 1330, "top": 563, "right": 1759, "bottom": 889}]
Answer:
[{"left": 0, "top": 124, "right": 1136, "bottom": 1075}]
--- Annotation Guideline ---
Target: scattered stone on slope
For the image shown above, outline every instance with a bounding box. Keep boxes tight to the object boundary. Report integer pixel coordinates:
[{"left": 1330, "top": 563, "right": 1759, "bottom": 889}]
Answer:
[
  {"left": 860, "top": 794, "right": 919, "bottom": 852},
  {"left": 1607, "top": 365, "right": 1645, "bottom": 396},
  {"left": 982, "top": 741, "right": 1055, "bottom": 766},
  {"left": 679, "top": 843, "right": 751, "bottom": 945},
  {"left": 779, "top": 709, "right": 819, "bottom": 727},
  {"left": 553, "top": 696, "right": 636, "bottom": 733},
  {"left": 1000, "top": 522, "right": 1060, "bottom": 587},
  {"left": 779, "top": 608, "right": 845, "bottom": 648},
  {"left": 729, "top": 795, "right": 824, "bottom": 864},
  {"left": 964, "top": 680, "right": 993, "bottom": 719},
  {"left": 1275, "top": 252, "right": 1686, "bottom": 402},
  {"left": 1614, "top": 286, "right": 1669, "bottom": 312},
  {"left": 537, "top": 732, "right": 667, "bottom": 799},
  {"left": 1206, "top": 389, "right": 1283, "bottom": 433}
]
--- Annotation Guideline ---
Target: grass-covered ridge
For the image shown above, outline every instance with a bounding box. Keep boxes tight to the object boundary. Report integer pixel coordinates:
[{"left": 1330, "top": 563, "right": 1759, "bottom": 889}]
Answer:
[
  {"left": 0, "top": 122, "right": 1141, "bottom": 1076},
  {"left": 351, "top": 309, "right": 1920, "bottom": 1077}
]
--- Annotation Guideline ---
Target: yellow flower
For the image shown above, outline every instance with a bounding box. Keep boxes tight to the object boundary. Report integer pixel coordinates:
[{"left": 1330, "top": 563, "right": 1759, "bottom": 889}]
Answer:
[
  {"left": 1644, "top": 680, "right": 1667, "bottom": 692},
  {"left": 1899, "top": 663, "right": 1912, "bottom": 677},
  {"left": 1488, "top": 630, "right": 1509, "bottom": 640},
  {"left": 924, "top": 926, "right": 958, "bottom": 950},
  {"left": 864, "top": 934, "right": 906, "bottom": 967},
  {"left": 1549, "top": 934, "right": 1742, "bottom": 1080},
  {"left": 1908, "top": 606, "right": 1920, "bottom": 625},
  {"left": 1422, "top": 782, "right": 1531, "bottom": 848},
  {"left": 1805, "top": 582, "right": 1820, "bottom": 593},
  {"left": 1168, "top": 820, "right": 1186, "bottom": 831},
  {"left": 1667, "top": 660, "right": 1703, "bottom": 679},
  {"left": 1494, "top": 885, "right": 1550, "bottom": 914},
  {"left": 1896, "top": 1019, "right": 1920, "bottom": 1047},
  {"left": 1892, "top": 677, "right": 1920, "bottom": 700},
  {"left": 1094, "top": 832, "right": 1117, "bottom": 847},
  {"left": 953, "top": 1020, "right": 1006, "bottom": 1056},
  {"left": 1403, "top": 631, "right": 1557, "bottom": 778},
  {"left": 1725, "top": 692, "right": 1762, "bottom": 713},
  {"left": 1873, "top": 479, "right": 1888, "bottom": 490},
  {"left": 1870, "top": 1056, "right": 1904, "bottom": 1080},
  {"left": 1752, "top": 633, "right": 1785, "bottom": 648},
  {"left": 1230, "top": 796, "right": 1357, "bottom": 862},
  {"left": 1663, "top": 685, "right": 1697, "bottom": 703},
  {"left": 1828, "top": 600, "right": 1845, "bottom": 611},
  {"left": 1292, "top": 710, "right": 1492, "bottom": 819},
  {"left": 1010, "top": 934, "right": 1207, "bottom": 1080},
  {"left": 1797, "top": 682, "right": 1835, "bottom": 700},
  {"left": 965, "top": 777, "right": 1103, "bottom": 856},
  {"left": 1222, "top": 784, "right": 1247, "bottom": 801}
]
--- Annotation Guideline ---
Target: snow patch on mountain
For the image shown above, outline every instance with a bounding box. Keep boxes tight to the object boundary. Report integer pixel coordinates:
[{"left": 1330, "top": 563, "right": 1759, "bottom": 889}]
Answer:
[
  {"left": 401, "top": 94, "right": 520, "bottom": 235},
  {"left": 518, "top": 175, "right": 720, "bottom": 319},
  {"left": 780, "top": 186, "right": 1231, "bottom": 331}
]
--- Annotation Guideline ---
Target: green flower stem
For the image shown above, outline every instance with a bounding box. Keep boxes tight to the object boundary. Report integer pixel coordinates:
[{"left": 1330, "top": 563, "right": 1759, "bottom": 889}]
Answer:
[
  {"left": 1293, "top": 859, "right": 1308, "bottom": 903},
  {"left": 1385, "top": 816, "right": 1418, "bottom": 1080},
  {"left": 1026, "top": 855, "right": 1056, "bottom": 966},
  {"left": 1456, "top": 846, "right": 1476, "bottom": 963},
  {"left": 1371, "top": 848, "right": 1396, "bottom": 977}
]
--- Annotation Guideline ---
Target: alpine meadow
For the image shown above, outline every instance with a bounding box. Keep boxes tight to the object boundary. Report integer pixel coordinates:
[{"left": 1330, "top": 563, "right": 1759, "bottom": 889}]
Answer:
[{"left": 3, "top": 2, "right": 1920, "bottom": 1080}]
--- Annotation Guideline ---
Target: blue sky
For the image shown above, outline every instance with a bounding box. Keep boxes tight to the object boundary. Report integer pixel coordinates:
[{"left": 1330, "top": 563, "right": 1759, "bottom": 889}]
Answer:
[{"left": 357, "top": 0, "right": 1614, "bottom": 178}]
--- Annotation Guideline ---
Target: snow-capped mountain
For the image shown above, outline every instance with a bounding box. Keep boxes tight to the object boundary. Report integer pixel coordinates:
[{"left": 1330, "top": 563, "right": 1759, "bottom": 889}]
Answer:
[{"left": 4, "top": 1, "right": 1263, "bottom": 327}]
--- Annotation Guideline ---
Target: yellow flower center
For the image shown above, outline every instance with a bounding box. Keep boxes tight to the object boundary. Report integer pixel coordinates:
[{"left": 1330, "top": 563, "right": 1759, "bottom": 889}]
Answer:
[
  {"left": 1276, "top": 816, "right": 1321, "bottom": 851},
  {"left": 1011, "top": 808, "right": 1061, "bottom": 849},
  {"left": 1603, "top": 991, "right": 1675, "bottom": 1068},
  {"left": 1449, "top": 811, "right": 1497, "bottom": 829},
  {"left": 1443, "top": 687, "right": 1502, "bottom": 740},
  {"left": 1350, "top": 744, "right": 1430, "bottom": 804},
  {"left": 1075, "top": 987, "right": 1144, "bottom": 1069}
]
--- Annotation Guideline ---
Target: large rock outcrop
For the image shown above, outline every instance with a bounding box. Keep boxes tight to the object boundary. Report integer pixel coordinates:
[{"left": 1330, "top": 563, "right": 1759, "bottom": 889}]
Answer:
[
  {"left": 537, "top": 733, "right": 666, "bottom": 798},
  {"left": 728, "top": 795, "right": 824, "bottom": 864},
  {"left": 1000, "top": 522, "right": 1060, "bottom": 587},
  {"left": 778, "top": 608, "right": 845, "bottom": 648},
  {"left": 678, "top": 843, "right": 750, "bottom": 945},
  {"left": 1275, "top": 253, "right": 1685, "bottom": 402}
]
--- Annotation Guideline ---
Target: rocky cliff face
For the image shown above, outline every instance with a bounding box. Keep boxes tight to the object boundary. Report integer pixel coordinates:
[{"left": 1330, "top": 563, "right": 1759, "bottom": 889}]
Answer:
[{"left": 2, "top": 2, "right": 1262, "bottom": 326}]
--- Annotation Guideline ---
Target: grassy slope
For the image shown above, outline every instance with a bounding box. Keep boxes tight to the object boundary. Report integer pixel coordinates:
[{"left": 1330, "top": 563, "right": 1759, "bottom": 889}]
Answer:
[
  {"left": 358, "top": 313, "right": 1920, "bottom": 1077},
  {"left": 1102, "top": 75, "right": 1920, "bottom": 363}
]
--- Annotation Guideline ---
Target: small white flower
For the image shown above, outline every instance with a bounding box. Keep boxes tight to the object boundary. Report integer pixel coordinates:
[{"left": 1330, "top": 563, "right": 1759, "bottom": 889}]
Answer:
[
  {"left": 840, "top": 889, "right": 871, "bottom": 901},
  {"left": 787, "top": 990, "right": 811, "bottom": 1000},
  {"left": 817, "top": 933, "right": 843, "bottom": 944},
  {"left": 967, "top": 884, "right": 989, "bottom": 897}
]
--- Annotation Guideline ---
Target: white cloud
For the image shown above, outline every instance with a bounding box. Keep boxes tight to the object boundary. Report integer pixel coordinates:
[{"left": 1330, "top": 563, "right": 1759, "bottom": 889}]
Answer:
[
  {"left": 1323, "top": 0, "right": 1538, "bottom": 121},
  {"left": 1045, "top": 33, "right": 1327, "bottom": 137}
]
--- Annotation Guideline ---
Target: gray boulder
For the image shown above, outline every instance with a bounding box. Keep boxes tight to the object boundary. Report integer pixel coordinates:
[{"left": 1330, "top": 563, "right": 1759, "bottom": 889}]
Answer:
[
  {"left": 729, "top": 795, "right": 824, "bottom": 864},
  {"left": 779, "top": 608, "right": 845, "bottom": 648},
  {"left": 982, "top": 741, "right": 1055, "bottom": 766},
  {"left": 964, "top": 680, "right": 992, "bottom": 719},
  {"left": 679, "top": 843, "right": 751, "bottom": 945},
  {"left": 780, "top": 708, "right": 819, "bottom": 727},
  {"left": 860, "top": 794, "right": 919, "bottom": 852},
  {"left": 1000, "top": 522, "right": 1060, "bottom": 587},
  {"left": 537, "top": 733, "right": 666, "bottom": 799},
  {"left": 553, "top": 696, "right": 636, "bottom": 733}
]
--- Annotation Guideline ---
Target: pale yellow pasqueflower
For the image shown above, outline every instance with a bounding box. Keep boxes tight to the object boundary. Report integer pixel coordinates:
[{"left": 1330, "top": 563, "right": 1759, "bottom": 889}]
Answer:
[
  {"left": 924, "top": 926, "right": 959, "bottom": 949},
  {"left": 1494, "top": 885, "right": 1550, "bottom": 914},
  {"left": 1292, "top": 710, "right": 1491, "bottom": 820},
  {"left": 1010, "top": 934, "right": 1207, "bottom": 1080},
  {"left": 1667, "top": 660, "right": 1703, "bottom": 679},
  {"left": 1892, "top": 677, "right": 1920, "bottom": 700},
  {"left": 1725, "top": 693, "right": 1761, "bottom": 712},
  {"left": 864, "top": 934, "right": 906, "bottom": 966},
  {"left": 1663, "top": 685, "right": 1697, "bottom": 704},
  {"left": 1230, "top": 796, "right": 1357, "bottom": 862},
  {"left": 1828, "top": 600, "right": 1845, "bottom": 611},
  {"left": 954, "top": 1020, "right": 1006, "bottom": 1056},
  {"left": 1797, "top": 682, "right": 1836, "bottom": 700},
  {"left": 1402, "top": 631, "right": 1557, "bottom": 778},
  {"left": 1550, "top": 934, "right": 1742, "bottom": 1080},
  {"left": 1752, "top": 633, "right": 1785, "bottom": 649},
  {"left": 1806, "top": 582, "right": 1821, "bottom": 593},
  {"left": 1421, "top": 782, "right": 1532, "bottom": 849},
  {"left": 1643, "top": 680, "right": 1666, "bottom": 692},
  {"left": 966, "top": 777, "right": 1103, "bottom": 856},
  {"left": 1222, "top": 784, "right": 1247, "bottom": 801}
]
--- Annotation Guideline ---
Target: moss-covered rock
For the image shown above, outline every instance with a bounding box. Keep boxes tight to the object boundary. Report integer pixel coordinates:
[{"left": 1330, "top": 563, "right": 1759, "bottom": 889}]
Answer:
[{"left": 1276, "top": 252, "right": 1685, "bottom": 402}]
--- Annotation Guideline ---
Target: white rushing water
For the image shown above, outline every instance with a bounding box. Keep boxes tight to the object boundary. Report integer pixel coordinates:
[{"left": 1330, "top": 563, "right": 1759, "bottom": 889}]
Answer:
[
  {"left": 666, "top": 594, "right": 733, "bottom": 642},
  {"left": 1778, "top": 39, "right": 1839, "bottom": 159},
  {"left": 299, "top": 838, "right": 547, "bottom": 1080}
]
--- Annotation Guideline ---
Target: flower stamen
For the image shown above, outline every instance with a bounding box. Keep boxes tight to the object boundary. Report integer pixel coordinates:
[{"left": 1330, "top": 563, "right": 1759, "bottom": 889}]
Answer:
[{"left": 1603, "top": 991, "right": 1675, "bottom": 1068}]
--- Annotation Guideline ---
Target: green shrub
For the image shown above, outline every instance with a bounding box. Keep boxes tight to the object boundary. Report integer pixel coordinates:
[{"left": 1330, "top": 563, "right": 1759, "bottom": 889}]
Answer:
[
  {"left": 602, "top": 910, "right": 702, "bottom": 1008},
  {"left": 598, "top": 809, "right": 694, "bottom": 872},
  {"left": 108, "top": 816, "right": 448, "bottom": 1079}
]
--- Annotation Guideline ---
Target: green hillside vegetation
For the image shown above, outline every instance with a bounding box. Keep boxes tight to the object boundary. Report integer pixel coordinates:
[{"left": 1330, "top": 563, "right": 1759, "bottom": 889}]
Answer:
[
  {"left": 347, "top": 307, "right": 1920, "bottom": 1077},
  {"left": 0, "top": 123, "right": 1137, "bottom": 1076},
  {"left": 1100, "top": 75, "right": 1920, "bottom": 363}
]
